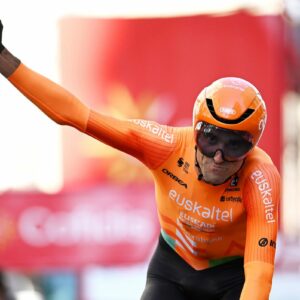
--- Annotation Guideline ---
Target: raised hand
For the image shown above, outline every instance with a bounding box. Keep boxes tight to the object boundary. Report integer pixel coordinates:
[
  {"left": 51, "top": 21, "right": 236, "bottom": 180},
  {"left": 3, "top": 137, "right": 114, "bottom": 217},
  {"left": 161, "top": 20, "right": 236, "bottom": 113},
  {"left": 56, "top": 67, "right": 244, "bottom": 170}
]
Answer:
[
  {"left": 0, "top": 20, "right": 4, "bottom": 52},
  {"left": 0, "top": 21, "right": 21, "bottom": 77}
]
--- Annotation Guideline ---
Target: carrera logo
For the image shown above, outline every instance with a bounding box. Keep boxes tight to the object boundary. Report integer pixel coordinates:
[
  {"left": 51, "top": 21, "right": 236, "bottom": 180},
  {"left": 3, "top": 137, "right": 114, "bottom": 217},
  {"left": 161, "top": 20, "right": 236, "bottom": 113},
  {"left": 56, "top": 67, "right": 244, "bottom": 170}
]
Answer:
[{"left": 162, "top": 169, "right": 188, "bottom": 189}]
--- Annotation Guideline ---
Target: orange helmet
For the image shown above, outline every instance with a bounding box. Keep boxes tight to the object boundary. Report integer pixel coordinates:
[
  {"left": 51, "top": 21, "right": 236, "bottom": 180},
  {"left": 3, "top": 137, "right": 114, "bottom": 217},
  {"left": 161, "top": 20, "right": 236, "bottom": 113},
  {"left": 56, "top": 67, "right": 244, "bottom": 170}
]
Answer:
[{"left": 193, "top": 77, "right": 267, "bottom": 148}]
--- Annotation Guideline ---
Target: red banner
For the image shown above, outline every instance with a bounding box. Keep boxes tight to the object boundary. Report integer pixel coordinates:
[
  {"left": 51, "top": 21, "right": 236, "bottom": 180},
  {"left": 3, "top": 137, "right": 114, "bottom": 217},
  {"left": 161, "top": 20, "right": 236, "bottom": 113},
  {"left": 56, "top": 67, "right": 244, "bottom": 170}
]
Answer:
[{"left": 0, "top": 185, "right": 159, "bottom": 270}]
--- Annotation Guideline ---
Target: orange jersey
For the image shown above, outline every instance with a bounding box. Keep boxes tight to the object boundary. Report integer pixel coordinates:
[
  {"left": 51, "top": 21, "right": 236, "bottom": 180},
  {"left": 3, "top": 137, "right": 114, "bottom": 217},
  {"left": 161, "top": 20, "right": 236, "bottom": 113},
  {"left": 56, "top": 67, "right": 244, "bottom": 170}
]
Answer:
[{"left": 8, "top": 64, "right": 280, "bottom": 299}]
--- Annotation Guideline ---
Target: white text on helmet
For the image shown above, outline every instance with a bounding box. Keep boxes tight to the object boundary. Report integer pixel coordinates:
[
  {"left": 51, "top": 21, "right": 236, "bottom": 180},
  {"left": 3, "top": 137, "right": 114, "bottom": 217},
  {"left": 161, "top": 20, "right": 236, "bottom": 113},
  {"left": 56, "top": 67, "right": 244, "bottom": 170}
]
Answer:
[{"left": 219, "top": 107, "right": 236, "bottom": 115}]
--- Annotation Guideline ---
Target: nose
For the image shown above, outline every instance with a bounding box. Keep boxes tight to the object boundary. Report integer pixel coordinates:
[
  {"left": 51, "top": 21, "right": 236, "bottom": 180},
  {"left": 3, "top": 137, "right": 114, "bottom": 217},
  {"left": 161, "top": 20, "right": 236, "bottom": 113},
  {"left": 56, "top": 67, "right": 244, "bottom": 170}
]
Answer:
[{"left": 213, "top": 150, "right": 225, "bottom": 163}]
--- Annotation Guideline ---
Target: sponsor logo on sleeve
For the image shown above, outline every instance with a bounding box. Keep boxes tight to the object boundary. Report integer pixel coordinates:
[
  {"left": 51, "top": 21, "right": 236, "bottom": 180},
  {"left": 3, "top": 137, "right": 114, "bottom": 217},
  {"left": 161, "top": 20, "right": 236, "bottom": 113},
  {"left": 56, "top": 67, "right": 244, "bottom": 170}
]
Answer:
[
  {"left": 132, "top": 119, "right": 174, "bottom": 144},
  {"left": 258, "top": 237, "right": 268, "bottom": 247},
  {"left": 258, "top": 237, "right": 276, "bottom": 249},
  {"left": 251, "top": 170, "right": 275, "bottom": 224},
  {"left": 270, "top": 239, "right": 276, "bottom": 248}
]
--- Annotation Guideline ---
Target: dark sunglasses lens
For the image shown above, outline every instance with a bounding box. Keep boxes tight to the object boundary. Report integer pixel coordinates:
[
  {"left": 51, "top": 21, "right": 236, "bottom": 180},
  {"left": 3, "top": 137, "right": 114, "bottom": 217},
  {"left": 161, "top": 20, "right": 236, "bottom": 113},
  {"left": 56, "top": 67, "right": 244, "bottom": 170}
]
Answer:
[
  {"left": 197, "top": 127, "right": 220, "bottom": 157},
  {"left": 223, "top": 138, "right": 252, "bottom": 161},
  {"left": 196, "top": 123, "right": 252, "bottom": 161}
]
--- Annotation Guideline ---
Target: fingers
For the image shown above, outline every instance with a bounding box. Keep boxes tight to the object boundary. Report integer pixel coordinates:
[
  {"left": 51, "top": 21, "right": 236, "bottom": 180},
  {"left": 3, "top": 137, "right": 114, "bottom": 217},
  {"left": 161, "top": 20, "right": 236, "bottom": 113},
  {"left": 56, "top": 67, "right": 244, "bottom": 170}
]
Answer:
[{"left": 0, "top": 20, "right": 4, "bottom": 52}]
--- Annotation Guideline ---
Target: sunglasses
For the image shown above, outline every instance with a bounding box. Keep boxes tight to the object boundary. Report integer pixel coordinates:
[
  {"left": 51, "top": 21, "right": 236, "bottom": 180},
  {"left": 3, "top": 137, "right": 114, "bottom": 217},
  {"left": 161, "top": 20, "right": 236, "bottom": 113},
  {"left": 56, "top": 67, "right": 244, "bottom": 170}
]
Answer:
[{"left": 195, "top": 122, "right": 253, "bottom": 162}]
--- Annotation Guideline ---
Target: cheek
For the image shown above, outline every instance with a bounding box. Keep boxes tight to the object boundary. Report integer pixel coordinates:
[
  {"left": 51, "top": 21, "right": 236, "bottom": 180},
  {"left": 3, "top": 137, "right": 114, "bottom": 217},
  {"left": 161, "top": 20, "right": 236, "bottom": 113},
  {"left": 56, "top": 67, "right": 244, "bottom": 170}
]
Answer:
[
  {"left": 197, "top": 151, "right": 207, "bottom": 166},
  {"left": 230, "top": 161, "right": 243, "bottom": 172},
  {"left": 198, "top": 155, "right": 213, "bottom": 172}
]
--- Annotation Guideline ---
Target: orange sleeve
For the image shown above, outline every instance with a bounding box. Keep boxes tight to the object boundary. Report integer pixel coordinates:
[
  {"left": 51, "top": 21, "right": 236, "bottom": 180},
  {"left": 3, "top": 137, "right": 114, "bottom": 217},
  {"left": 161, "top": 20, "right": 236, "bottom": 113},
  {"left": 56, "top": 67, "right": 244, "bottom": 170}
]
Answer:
[
  {"left": 7, "top": 63, "right": 176, "bottom": 168},
  {"left": 86, "top": 111, "right": 177, "bottom": 169},
  {"left": 240, "top": 163, "right": 280, "bottom": 300},
  {"left": 8, "top": 64, "right": 90, "bottom": 131}
]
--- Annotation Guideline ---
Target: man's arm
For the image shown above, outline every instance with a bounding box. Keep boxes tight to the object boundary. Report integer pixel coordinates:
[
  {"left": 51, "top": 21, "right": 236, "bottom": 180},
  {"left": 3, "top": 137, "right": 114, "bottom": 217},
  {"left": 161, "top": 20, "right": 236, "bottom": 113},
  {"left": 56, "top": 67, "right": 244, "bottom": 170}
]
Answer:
[
  {"left": 6, "top": 63, "right": 91, "bottom": 132},
  {"left": 0, "top": 21, "right": 176, "bottom": 169},
  {"left": 241, "top": 163, "right": 280, "bottom": 300}
]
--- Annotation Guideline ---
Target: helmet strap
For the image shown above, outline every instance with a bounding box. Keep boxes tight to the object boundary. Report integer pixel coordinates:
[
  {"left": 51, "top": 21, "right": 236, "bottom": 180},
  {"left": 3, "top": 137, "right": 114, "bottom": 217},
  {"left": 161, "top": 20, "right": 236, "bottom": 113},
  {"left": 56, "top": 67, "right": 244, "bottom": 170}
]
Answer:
[{"left": 194, "top": 145, "right": 203, "bottom": 181}]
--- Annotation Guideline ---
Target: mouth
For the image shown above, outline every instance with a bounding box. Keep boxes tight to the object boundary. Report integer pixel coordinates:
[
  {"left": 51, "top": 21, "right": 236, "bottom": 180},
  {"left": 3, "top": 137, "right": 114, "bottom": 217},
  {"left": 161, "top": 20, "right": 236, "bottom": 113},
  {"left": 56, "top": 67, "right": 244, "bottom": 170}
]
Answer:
[{"left": 211, "top": 163, "right": 226, "bottom": 172}]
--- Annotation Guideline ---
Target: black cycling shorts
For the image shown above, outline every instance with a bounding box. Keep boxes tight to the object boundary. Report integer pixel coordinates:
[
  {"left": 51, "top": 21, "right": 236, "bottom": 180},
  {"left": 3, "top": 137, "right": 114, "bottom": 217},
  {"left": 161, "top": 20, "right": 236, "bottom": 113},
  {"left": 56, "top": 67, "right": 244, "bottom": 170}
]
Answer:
[{"left": 141, "top": 234, "right": 245, "bottom": 300}]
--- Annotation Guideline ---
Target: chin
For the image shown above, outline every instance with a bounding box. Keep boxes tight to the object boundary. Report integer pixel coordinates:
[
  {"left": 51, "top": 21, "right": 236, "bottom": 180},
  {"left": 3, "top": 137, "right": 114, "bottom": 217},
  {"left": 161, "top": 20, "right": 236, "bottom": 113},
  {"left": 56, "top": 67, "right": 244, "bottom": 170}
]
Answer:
[
  {"left": 204, "top": 175, "right": 225, "bottom": 185},
  {"left": 203, "top": 176, "right": 226, "bottom": 184}
]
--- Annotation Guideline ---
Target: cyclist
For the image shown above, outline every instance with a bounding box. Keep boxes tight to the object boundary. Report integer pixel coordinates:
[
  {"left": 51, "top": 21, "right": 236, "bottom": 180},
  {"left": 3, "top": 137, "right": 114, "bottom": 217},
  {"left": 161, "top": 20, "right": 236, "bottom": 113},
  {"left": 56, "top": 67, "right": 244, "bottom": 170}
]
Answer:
[{"left": 0, "top": 21, "right": 279, "bottom": 300}]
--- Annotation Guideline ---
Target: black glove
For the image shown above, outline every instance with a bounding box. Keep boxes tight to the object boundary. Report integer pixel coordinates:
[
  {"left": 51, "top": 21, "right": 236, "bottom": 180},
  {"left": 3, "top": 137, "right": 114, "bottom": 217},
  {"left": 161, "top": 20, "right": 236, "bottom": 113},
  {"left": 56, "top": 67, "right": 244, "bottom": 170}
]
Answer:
[
  {"left": 0, "top": 20, "right": 21, "bottom": 77},
  {"left": 0, "top": 20, "right": 4, "bottom": 52}
]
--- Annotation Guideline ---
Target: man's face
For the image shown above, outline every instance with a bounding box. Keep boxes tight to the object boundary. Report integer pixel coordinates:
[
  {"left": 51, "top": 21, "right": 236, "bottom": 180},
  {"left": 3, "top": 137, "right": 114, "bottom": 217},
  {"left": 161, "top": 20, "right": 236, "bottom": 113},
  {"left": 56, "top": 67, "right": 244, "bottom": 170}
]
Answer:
[{"left": 196, "top": 148, "right": 243, "bottom": 185}]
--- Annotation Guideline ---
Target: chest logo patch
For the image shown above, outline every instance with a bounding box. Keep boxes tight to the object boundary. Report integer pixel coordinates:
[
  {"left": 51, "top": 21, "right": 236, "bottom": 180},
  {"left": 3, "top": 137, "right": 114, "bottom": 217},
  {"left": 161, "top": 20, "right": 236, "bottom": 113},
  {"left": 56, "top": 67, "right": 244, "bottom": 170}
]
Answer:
[
  {"left": 177, "top": 157, "right": 190, "bottom": 174},
  {"left": 220, "top": 196, "right": 242, "bottom": 203},
  {"left": 162, "top": 168, "right": 188, "bottom": 189}
]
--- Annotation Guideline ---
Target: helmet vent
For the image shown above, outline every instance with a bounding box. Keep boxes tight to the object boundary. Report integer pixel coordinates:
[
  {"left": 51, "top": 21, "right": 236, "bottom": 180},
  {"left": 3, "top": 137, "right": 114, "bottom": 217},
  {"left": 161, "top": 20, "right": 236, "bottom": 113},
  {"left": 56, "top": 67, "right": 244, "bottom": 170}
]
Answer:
[{"left": 206, "top": 98, "right": 254, "bottom": 124}]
